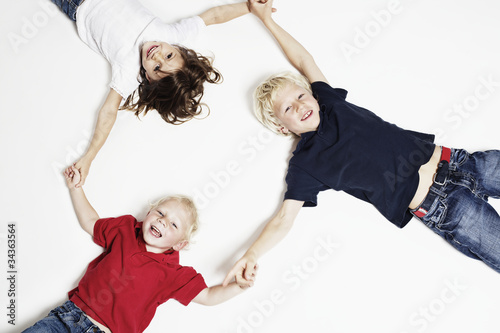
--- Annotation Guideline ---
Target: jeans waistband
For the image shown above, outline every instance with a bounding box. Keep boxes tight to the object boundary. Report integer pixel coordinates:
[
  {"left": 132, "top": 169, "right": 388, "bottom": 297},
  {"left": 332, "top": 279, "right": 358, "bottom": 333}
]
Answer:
[{"left": 411, "top": 147, "right": 451, "bottom": 218}]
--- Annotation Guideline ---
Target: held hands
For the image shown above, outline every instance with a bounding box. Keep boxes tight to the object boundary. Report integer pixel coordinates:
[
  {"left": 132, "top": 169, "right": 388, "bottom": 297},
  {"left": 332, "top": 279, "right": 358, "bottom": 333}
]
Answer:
[
  {"left": 223, "top": 253, "right": 259, "bottom": 288},
  {"left": 248, "top": 0, "right": 276, "bottom": 22},
  {"left": 63, "top": 164, "right": 82, "bottom": 190},
  {"left": 72, "top": 156, "right": 92, "bottom": 188}
]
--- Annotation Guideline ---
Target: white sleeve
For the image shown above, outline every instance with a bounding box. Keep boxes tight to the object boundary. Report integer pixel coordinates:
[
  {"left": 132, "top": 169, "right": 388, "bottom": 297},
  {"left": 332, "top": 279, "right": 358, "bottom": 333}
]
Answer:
[
  {"left": 168, "top": 16, "right": 206, "bottom": 43},
  {"left": 145, "top": 16, "right": 207, "bottom": 47},
  {"left": 110, "top": 63, "right": 139, "bottom": 99}
]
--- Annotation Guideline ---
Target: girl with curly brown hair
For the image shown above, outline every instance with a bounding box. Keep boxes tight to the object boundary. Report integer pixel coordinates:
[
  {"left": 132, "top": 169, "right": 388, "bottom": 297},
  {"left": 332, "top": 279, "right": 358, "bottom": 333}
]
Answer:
[{"left": 51, "top": 0, "right": 253, "bottom": 187}]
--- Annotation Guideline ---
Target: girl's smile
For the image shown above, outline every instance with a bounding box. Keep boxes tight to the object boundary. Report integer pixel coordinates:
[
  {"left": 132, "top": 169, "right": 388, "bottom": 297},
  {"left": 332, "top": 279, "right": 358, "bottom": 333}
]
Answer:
[{"left": 146, "top": 44, "right": 160, "bottom": 59}]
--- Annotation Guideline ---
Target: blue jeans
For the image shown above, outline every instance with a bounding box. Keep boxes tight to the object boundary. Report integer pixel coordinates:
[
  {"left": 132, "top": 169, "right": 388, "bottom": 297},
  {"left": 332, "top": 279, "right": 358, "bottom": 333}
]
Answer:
[
  {"left": 411, "top": 148, "right": 500, "bottom": 273},
  {"left": 50, "top": 0, "right": 85, "bottom": 21},
  {"left": 22, "top": 301, "right": 104, "bottom": 333}
]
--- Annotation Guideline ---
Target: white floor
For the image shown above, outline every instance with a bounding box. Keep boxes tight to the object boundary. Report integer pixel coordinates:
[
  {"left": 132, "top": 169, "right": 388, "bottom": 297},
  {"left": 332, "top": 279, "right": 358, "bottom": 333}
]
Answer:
[{"left": 2, "top": 0, "right": 500, "bottom": 332}]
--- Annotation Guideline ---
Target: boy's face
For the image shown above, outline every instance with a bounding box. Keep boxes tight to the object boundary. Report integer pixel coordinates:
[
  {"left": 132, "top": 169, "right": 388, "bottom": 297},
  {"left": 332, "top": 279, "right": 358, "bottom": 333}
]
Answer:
[
  {"left": 142, "top": 199, "right": 191, "bottom": 254},
  {"left": 141, "top": 42, "right": 185, "bottom": 82},
  {"left": 273, "top": 84, "right": 320, "bottom": 136}
]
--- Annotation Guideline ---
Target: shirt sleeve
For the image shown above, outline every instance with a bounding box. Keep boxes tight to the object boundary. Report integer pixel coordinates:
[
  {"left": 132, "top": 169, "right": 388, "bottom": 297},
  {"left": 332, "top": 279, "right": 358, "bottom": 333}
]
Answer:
[
  {"left": 169, "top": 267, "right": 207, "bottom": 306},
  {"left": 93, "top": 215, "right": 137, "bottom": 249},
  {"left": 172, "top": 16, "right": 206, "bottom": 42},
  {"left": 152, "top": 16, "right": 206, "bottom": 46},
  {"left": 284, "top": 163, "right": 329, "bottom": 207},
  {"left": 311, "top": 81, "right": 348, "bottom": 103},
  {"left": 110, "top": 63, "right": 139, "bottom": 99}
]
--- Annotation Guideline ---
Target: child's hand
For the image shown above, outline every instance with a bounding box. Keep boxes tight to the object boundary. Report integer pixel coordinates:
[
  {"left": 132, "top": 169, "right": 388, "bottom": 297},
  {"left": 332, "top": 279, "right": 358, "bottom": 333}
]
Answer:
[
  {"left": 223, "top": 254, "right": 259, "bottom": 288},
  {"left": 248, "top": 0, "right": 276, "bottom": 22},
  {"left": 63, "top": 165, "right": 82, "bottom": 190},
  {"left": 72, "top": 156, "right": 91, "bottom": 188}
]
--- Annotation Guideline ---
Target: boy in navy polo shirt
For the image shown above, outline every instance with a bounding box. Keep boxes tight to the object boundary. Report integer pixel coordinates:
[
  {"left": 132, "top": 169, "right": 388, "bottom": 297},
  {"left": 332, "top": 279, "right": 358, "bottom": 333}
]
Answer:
[
  {"left": 224, "top": 0, "right": 500, "bottom": 286},
  {"left": 23, "top": 166, "right": 253, "bottom": 333}
]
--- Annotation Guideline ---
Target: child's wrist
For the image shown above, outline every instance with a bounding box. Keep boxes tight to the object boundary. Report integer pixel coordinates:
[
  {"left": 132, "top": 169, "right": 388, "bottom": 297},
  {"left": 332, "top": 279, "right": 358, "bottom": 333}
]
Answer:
[
  {"left": 81, "top": 152, "right": 96, "bottom": 163},
  {"left": 68, "top": 185, "right": 82, "bottom": 192},
  {"left": 260, "top": 16, "right": 273, "bottom": 28},
  {"left": 244, "top": 249, "right": 258, "bottom": 261}
]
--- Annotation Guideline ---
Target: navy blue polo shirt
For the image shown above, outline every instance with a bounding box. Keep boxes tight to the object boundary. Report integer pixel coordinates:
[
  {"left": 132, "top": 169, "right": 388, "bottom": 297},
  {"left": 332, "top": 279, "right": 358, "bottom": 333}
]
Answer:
[{"left": 284, "top": 81, "right": 435, "bottom": 228}]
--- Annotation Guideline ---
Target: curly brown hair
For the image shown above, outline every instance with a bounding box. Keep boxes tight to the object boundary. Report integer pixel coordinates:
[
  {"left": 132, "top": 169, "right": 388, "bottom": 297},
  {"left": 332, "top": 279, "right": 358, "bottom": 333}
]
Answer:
[{"left": 122, "top": 46, "right": 222, "bottom": 124}]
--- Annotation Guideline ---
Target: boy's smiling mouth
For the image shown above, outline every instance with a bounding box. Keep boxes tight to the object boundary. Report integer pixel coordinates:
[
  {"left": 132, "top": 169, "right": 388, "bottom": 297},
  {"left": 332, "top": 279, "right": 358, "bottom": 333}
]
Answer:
[
  {"left": 150, "top": 225, "right": 162, "bottom": 238},
  {"left": 301, "top": 110, "right": 312, "bottom": 121}
]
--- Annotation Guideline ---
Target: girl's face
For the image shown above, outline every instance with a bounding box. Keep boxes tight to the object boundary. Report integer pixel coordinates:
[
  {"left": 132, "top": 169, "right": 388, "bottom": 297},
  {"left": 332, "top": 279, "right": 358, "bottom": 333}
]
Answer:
[
  {"left": 142, "top": 199, "right": 190, "bottom": 254},
  {"left": 273, "top": 84, "right": 321, "bottom": 136},
  {"left": 141, "top": 42, "right": 184, "bottom": 82}
]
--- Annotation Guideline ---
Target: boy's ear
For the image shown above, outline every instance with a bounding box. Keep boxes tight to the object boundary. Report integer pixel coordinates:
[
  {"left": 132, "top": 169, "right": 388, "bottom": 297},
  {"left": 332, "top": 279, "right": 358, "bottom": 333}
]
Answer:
[
  {"left": 279, "top": 126, "right": 289, "bottom": 134},
  {"left": 173, "top": 240, "right": 189, "bottom": 251}
]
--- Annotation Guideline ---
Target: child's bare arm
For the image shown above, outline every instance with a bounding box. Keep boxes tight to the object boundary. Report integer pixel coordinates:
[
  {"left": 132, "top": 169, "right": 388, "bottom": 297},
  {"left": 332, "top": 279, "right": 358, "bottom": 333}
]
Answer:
[
  {"left": 192, "top": 282, "right": 247, "bottom": 306},
  {"left": 64, "top": 165, "right": 100, "bottom": 236},
  {"left": 249, "top": 0, "right": 328, "bottom": 84},
  {"left": 223, "top": 199, "right": 303, "bottom": 288},
  {"left": 199, "top": 2, "right": 251, "bottom": 26},
  {"left": 72, "top": 89, "right": 122, "bottom": 188}
]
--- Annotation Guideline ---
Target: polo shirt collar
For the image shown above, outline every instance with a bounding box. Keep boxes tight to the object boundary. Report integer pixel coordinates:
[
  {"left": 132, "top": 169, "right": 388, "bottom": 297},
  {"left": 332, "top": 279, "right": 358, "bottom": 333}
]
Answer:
[{"left": 135, "top": 222, "right": 180, "bottom": 264}]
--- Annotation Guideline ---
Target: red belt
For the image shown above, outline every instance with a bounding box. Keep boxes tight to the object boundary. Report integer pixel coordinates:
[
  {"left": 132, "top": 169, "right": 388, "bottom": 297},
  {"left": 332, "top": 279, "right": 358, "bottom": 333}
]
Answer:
[
  {"left": 413, "top": 146, "right": 451, "bottom": 218},
  {"left": 441, "top": 146, "right": 451, "bottom": 163}
]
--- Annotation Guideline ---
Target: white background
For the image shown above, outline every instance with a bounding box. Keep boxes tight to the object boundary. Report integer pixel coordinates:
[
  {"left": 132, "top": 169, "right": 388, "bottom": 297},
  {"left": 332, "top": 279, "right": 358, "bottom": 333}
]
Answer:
[{"left": 1, "top": 0, "right": 500, "bottom": 332}]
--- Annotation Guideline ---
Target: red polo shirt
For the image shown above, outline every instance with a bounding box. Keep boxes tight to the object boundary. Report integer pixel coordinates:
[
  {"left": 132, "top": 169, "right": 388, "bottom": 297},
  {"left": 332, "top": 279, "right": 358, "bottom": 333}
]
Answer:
[{"left": 68, "top": 215, "right": 207, "bottom": 333}]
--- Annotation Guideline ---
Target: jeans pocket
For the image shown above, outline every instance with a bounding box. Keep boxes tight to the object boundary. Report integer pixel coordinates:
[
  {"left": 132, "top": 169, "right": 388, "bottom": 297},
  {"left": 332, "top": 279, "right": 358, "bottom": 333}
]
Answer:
[
  {"left": 423, "top": 198, "right": 447, "bottom": 228},
  {"left": 50, "top": 303, "right": 83, "bottom": 327},
  {"left": 452, "top": 149, "right": 470, "bottom": 167}
]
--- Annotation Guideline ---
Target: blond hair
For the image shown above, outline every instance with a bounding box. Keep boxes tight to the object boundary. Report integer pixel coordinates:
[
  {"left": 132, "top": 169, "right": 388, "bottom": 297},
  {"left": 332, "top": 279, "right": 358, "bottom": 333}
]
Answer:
[
  {"left": 253, "top": 71, "right": 312, "bottom": 137},
  {"left": 149, "top": 195, "right": 199, "bottom": 242}
]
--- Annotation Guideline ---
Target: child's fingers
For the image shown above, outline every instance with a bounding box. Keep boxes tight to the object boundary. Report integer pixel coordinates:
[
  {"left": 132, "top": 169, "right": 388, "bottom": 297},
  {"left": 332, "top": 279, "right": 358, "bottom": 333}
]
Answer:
[
  {"left": 236, "top": 276, "right": 254, "bottom": 289},
  {"left": 250, "top": 0, "right": 274, "bottom": 8},
  {"left": 224, "top": 257, "right": 258, "bottom": 288},
  {"left": 223, "top": 264, "right": 242, "bottom": 286},
  {"left": 63, "top": 170, "right": 73, "bottom": 181},
  {"left": 238, "top": 265, "right": 256, "bottom": 287},
  {"left": 64, "top": 164, "right": 78, "bottom": 178},
  {"left": 63, "top": 166, "right": 72, "bottom": 177},
  {"left": 72, "top": 166, "right": 84, "bottom": 187},
  {"left": 75, "top": 176, "right": 85, "bottom": 188},
  {"left": 251, "top": 264, "right": 259, "bottom": 278},
  {"left": 222, "top": 272, "right": 234, "bottom": 287},
  {"left": 243, "top": 263, "right": 257, "bottom": 281}
]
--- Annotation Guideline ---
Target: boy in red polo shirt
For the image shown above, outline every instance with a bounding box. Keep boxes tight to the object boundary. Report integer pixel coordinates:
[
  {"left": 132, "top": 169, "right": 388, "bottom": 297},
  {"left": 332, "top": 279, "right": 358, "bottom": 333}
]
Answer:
[{"left": 23, "top": 166, "right": 252, "bottom": 333}]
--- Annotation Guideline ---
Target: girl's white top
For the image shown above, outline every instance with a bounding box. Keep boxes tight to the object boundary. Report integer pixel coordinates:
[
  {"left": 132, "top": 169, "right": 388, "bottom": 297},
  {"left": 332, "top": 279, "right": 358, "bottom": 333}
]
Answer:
[{"left": 76, "top": 0, "right": 206, "bottom": 98}]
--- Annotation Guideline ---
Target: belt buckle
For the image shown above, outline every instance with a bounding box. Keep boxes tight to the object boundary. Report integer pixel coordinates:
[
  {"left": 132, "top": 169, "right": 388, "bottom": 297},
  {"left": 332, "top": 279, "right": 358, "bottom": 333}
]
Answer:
[{"left": 433, "top": 161, "right": 448, "bottom": 186}]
